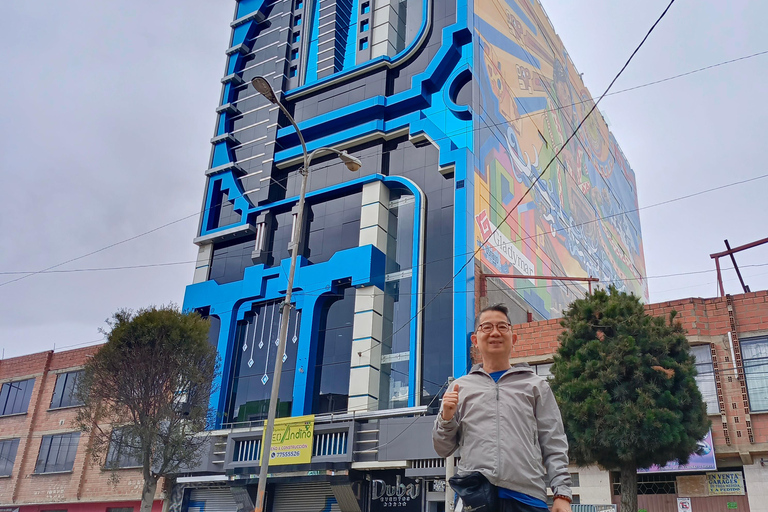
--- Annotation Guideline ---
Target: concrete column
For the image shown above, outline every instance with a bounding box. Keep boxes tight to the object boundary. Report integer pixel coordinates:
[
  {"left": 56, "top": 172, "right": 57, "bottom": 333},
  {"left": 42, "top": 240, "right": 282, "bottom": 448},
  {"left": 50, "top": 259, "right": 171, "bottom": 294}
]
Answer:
[
  {"left": 192, "top": 243, "right": 213, "bottom": 284},
  {"left": 744, "top": 461, "right": 768, "bottom": 510},
  {"left": 370, "top": 0, "right": 401, "bottom": 58},
  {"left": 348, "top": 182, "right": 390, "bottom": 413},
  {"left": 576, "top": 465, "right": 613, "bottom": 505},
  {"left": 251, "top": 211, "right": 273, "bottom": 264}
]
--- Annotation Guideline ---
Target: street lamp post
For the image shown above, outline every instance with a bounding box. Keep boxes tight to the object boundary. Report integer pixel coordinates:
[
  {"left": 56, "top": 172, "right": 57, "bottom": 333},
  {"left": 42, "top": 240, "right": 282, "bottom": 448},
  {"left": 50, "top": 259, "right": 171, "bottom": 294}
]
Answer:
[{"left": 250, "top": 76, "right": 362, "bottom": 512}]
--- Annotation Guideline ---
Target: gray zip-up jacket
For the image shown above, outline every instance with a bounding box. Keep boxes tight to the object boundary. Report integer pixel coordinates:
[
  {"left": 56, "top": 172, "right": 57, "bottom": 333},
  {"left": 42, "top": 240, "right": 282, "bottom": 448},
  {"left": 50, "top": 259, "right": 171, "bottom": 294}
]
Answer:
[{"left": 432, "top": 363, "right": 572, "bottom": 502}]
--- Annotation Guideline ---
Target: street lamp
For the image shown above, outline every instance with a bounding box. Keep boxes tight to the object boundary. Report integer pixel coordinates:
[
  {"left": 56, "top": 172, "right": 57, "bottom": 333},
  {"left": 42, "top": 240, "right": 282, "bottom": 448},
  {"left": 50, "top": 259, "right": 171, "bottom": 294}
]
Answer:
[{"left": 250, "top": 76, "right": 362, "bottom": 512}]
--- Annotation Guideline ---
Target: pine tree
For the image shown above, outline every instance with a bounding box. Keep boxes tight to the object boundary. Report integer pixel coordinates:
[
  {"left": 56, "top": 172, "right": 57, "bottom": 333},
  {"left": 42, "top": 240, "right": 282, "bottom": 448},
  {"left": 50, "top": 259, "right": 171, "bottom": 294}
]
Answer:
[{"left": 549, "top": 287, "right": 710, "bottom": 512}]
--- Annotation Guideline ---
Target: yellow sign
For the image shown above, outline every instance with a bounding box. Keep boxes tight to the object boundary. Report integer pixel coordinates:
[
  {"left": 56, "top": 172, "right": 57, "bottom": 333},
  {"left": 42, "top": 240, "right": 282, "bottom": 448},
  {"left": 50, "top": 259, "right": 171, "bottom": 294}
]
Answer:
[
  {"left": 707, "top": 472, "right": 745, "bottom": 496},
  {"left": 268, "top": 414, "right": 315, "bottom": 465}
]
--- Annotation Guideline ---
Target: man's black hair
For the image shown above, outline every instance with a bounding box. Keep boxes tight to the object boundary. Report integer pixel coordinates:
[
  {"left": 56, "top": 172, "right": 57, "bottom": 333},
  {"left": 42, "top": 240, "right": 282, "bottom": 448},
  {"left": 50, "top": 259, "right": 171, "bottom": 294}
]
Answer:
[{"left": 476, "top": 303, "right": 512, "bottom": 327}]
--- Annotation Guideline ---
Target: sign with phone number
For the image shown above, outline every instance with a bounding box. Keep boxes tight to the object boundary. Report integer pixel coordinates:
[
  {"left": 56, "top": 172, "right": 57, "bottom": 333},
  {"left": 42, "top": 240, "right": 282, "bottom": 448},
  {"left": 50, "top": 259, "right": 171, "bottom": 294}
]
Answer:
[{"left": 268, "top": 415, "right": 315, "bottom": 465}]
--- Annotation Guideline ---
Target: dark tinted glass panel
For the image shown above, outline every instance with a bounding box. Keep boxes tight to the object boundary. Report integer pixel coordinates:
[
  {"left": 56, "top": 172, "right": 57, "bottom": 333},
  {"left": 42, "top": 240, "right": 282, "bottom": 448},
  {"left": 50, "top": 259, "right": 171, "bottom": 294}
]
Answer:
[
  {"left": 226, "top": 301, "right": 300, "bottom": 424},
  {"left": 0, "top": 438, "right": 19, "bottom": 476},
  {"left": 209, "top": 237, "right": 255, "bottom": 285},
  {"left": 268, "top": 211, "right": 294, "bottom": 266},
  {"left": 207, "top": 315, "right": 221, "bottom": 348},
  {"left": 207, "top": 181, "right": 242, "bottom": 231},
  {"left": 386, "top": 196, "right": 414, "bottom": 273},
  {"left": 0, "top": 378, "right": 35, "bottom": 416},
  {"left": 50, "top": 371, "right": 84, "bottom": 409},
  {"left": 380, "top": 277, "right": 412, "bottom": 409},
  {"left": 305, "top": 193, "right": 361, "bottom": 264},
  {"left": 313, "top": 286, "right": 355, "bottom": 414},
  {"left": 383, "top": 138, "right": 455, "bottom": 404},
  {"left": 35, "top": 433, "right": 80, "bottom": 473}
]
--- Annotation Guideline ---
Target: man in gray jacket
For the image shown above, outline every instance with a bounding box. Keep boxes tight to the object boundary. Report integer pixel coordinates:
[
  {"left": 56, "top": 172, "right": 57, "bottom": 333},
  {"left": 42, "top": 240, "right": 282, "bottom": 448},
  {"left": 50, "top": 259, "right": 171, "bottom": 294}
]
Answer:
[{"left": 433, "top": 304, "right": 572, "bottom": 512}]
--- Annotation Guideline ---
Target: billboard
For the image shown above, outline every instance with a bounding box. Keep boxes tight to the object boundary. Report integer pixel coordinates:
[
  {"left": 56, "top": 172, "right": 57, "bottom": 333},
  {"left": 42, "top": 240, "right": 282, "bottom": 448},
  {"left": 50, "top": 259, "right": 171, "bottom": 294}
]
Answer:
[
  {"left": 473, "top": 0, "right": 648, "bottom": 319},
  {"left": 638, "top": 430, "right": 717, "bottom": 474},
  {"left": 267, "top": 414, "right": 315, "bottom": 465}
]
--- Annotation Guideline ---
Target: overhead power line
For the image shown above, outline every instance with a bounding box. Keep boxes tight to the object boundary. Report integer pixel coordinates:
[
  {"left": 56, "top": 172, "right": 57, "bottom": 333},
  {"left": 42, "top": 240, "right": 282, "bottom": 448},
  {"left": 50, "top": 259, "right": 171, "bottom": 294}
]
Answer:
[
  {"left": 6, "top": 41, "right": 766, "bottom": 289},
  {"left": 353, "top": 0, "right": 679, "bottom": 358},
  {"left": 0, "top": 261, "right": 197, "bottom": 276}
]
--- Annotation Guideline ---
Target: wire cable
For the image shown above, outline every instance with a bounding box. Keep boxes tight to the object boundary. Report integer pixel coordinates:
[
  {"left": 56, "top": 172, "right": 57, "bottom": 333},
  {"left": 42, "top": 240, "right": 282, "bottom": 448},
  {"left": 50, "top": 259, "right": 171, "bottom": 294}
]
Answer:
[
  {"left": 353, "top": 0, "right": 678, "bottom": 358},
  {"left": 10, "top": 43, "right": 768, "bottom": 290}
]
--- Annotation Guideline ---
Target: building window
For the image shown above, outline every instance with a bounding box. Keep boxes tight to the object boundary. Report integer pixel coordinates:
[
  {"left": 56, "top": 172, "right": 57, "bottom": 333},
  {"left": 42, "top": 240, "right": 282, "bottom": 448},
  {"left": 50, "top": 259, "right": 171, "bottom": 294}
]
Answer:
[
  {"left": 360, "top": 19, "right": 369, "bottom": 32},
  {"left": 361, "top": 1, "right": 370, "bottom": 13},
  {"left": 295, "top": 0, "right": 303, "bottom": 8},
  {"left": 50, "top": 370, "right": 84, "bottom": 409},
  {"left": 359, "top": 38, "right": 369, "bottom": 51},
  {"left": 292, "top": 31, "right": 301, "bottom": 43},
  {"left": 0, "top": 378, "right": 35, "bottom": 416},
  {"left": 690, "top": 345, "right": 719, "bottom": 414},
  {"left": 35, "top": 433, "right": 80, "bottom": 474},
  {"left": 291, "top": 48, "right": 299, "bottom": 60},
  {"left": 533, "top": 363, "right": 553, "bottom": 380},
  {"left": 226, "top": 301, "right": 300, "bottom": 424},
  {"left": 0, "top": 438, "right": 20, "bottom": 477},
  {"left": 741, "top": 336, "right": 768, "bottom": 412},
  {"left": 293, "top": 15, "right": 302, "bottom": 26},
  {"left": 289, "top": 66, "right": 298, "bottom": 78},
  {"left": 313, "top": 287, "right": 355, "bottom": 414},
  {"left": 105, "top": 428, "right": 142, "bottom": 469}
]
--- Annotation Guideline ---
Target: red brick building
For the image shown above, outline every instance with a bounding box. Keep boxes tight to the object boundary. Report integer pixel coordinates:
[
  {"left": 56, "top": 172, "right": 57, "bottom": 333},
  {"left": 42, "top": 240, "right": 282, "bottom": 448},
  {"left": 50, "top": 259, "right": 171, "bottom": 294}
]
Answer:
[
  {"left": 0, "top": 347, "right": 164, "bottom": 512},
  {"left": 508, "top": 290, "right": 768, "bottom": 511}
]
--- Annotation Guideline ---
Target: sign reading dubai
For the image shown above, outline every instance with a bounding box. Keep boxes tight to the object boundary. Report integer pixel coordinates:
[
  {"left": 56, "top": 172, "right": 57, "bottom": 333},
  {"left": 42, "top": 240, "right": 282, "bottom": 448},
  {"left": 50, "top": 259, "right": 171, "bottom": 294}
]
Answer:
[
  {"left": 371, "top": 474, "right": 421, "bottom": 511},
  {"left": 268, "top": 414, "right": 315, "bottom": 465},
  {"left": 476, "top": 210, "right": 535, "bottom": 283}
]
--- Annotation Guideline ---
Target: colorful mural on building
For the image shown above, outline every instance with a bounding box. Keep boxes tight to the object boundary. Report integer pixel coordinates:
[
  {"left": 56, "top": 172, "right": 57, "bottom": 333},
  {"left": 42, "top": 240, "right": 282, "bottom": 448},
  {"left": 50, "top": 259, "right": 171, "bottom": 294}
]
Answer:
[{"left": 472, "top": 0, "right": 648, "bottom": 318}]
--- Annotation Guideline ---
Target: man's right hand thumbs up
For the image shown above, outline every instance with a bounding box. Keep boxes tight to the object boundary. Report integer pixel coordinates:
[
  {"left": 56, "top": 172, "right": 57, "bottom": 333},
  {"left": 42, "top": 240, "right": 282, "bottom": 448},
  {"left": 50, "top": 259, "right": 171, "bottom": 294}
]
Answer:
[{"left": 441, "top": 383, "right": 460, "bottom": 421}]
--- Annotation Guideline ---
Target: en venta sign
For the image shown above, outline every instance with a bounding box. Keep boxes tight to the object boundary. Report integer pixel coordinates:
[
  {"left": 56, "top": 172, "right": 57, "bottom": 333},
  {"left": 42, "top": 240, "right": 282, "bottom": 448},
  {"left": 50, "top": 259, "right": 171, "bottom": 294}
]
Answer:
[{"left": 707, "top": 472, "right": 745, "bottom": 496}]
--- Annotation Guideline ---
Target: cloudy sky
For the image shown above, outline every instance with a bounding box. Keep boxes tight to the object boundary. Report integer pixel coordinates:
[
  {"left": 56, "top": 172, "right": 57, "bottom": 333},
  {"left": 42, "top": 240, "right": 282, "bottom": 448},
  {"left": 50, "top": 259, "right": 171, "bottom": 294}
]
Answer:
[{"left": 1, "top": 0, "right": 767, "bottom": 359}]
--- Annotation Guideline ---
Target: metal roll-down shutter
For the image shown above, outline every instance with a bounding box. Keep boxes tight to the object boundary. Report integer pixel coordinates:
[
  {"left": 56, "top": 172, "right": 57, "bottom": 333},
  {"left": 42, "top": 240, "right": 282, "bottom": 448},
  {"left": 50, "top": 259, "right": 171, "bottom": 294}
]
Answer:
[
  {"left": 270, "top": 482, "right": 341, "bottom": 512},
  {"left": 188, "top": 487, "right": 240, "bottom": 512}
]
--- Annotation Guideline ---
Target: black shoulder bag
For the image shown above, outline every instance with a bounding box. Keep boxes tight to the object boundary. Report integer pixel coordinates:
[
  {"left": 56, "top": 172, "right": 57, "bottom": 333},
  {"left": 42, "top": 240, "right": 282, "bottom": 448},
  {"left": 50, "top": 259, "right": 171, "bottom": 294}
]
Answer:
[{"left": 449, "top": 471, "right": 498, "bottom": 512}]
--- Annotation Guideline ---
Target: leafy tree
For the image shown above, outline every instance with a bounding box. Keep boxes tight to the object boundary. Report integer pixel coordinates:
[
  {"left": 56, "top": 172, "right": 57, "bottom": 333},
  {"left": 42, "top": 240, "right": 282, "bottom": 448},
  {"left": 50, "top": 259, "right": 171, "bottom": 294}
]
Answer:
[
  {"left": 75, "top": 305, "right": 218, "bottom": 512},
  {"left": 549, "top": 287, "right": 709, "bottom": 512}
]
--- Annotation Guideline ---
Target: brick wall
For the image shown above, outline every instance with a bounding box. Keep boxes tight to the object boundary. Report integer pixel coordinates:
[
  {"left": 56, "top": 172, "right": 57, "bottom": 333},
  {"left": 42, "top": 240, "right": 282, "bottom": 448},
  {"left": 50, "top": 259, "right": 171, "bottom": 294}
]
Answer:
[
  {"left": 0, "top": 346, "right": 163, "bottom": 508},
  {"left": 505, "top": 291, "right": 768, "bottom": 464}
]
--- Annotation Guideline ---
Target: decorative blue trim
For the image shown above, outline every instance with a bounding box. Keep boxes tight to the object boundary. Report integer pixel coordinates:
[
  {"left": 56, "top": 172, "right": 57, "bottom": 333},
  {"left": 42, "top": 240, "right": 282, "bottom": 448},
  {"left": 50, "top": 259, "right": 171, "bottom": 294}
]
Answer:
[
  {"left": 343, "top": 0, "right": 359, "bottom": 70},
  {"left": 273, "top": 24, "right": 473, "bottom": 162},
  {"left": 304, "top": 0, "right": 321, "bottom": 83},
  {"left": 184, "top": 244, "right": 387, "bottom": 427},
  {"left": 380, "top": 177, "right": 423, "bottom": 407},
  {"left": 235, "top": 0, "right": 268, "bottom": 23},
  {"left": 189, "top": 174, "right": 426, "bottom": 418},
  {"left": 444, "top": 65, "right": 473, "bottom": 121},
  {"left": 195, "top": 0, "right": 483, "bottom": 417},
  {"left": 286, "top": 0, "right": 432, "bottom": 95}
]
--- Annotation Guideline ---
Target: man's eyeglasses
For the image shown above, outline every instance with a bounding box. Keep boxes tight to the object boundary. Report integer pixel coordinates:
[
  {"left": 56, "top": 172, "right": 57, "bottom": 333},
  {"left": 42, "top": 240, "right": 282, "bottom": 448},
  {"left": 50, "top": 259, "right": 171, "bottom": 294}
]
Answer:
[{"left": 476, "top": 322, "right": 512, "bottom": 334}]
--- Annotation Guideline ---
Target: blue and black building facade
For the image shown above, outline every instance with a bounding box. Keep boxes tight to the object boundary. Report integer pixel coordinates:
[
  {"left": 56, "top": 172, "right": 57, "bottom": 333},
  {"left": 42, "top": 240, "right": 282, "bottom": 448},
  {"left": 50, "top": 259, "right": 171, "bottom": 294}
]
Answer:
[{"left": 177, "top": 0, "right": 645, "bottom": 509}]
